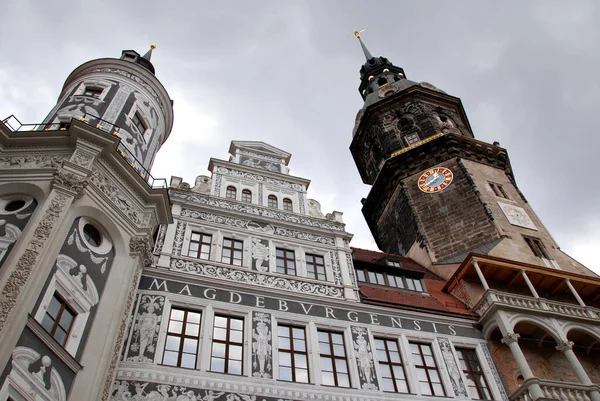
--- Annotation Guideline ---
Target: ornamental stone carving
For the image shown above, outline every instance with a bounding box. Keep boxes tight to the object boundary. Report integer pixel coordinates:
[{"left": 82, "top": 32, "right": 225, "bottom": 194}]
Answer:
[
  {"left": 180, "top": 208, "right": 336, "bottom": 246},
  {"left": 0, "top": 193, "right": 68, "bottom": 332},
  {"left": 556, "top": 340, "right": 574, "bottom": 352},
  {"left": 70, "top": 148, "right": 95, "bottom": 168},
  {"left": 351, "top": 326, "right": 378, "bottom": 390},
  {"left": 52, "top": 169, "right": 87, "bottom": 199},
  {"left": 170, "top": 258, "right": 344, "bottom": 298},
  {"left": 153, "top": 225, "right": 167, "bottom": 254},
  {"left": 501, "top": 332, "right": 520, "bottom": 345},
  {"left": 438, "top": 337, "right": 468, "bottom": 398},
  {"left": 101, "top": 264, "right": 143, "bottom": 401},
  {"left": 0, "top": 154, "right": 63, "bottom": 168},
  {"left": 129, "top": 236, "right": 153, "bottom": 267},
  {"left": 89, "top": 170, "right": 144, "bottom": 225},
  {"left": 216, "top": 167, "right": 303, "bottom": 190},
  {"left": 480, "top": 343, "right": 509, "bottom": 401}
]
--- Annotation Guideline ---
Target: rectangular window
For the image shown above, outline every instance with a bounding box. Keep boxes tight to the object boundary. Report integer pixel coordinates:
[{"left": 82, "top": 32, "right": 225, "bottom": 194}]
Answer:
[
  {"left": 456, "top": 348, "right": 491, "bottom": 400},
  {"left": 84, "top": 86, "right": 103, "bottom": 98},
  {"left": 306, "top": 253, "right": 326, "bottom": 281},
  {"left": 375, "top": 338, "right": 410, "bottom": 393},
  {"left": 524, "top": 237, "right": 551, "bottom": 259},
  {"left": 188, "top": 232, "right": 211, "bottom": 260},
  {"left": 40, "top": 293, "right": 76, "bottom": 346},
  {"left": 489, "top": 182, "right": 509, "bottom": 199},
  {"left": 278, "top": 325, "right": 309, "bottom": 383},
  {"left": 132, "top": 112, "right": 147, "bottom": 134},
  {"left": 318, "top": 330, "right": 350, "bottom": 387},
  {"left": 221, "top": 238, "right": 243, "bottom": 266},
  {"left": 410, "top": 342, "right": 445, "bottom": 396},
  {"left": 162, "top": 308, "right": 201, "bottom": 369},
  {"left": 276, "top": 248, "right": 296, "bottom": 275},
  {"left": 406, "top": 277, "right": 423, "bottom": 292},
  {"left": 356, "top": 269, "right": 366, "bottom": 282},
  {"left": 387, "top": 260, "right": 402, "bottom": 268},
  {"left": 210, "top": 315, "right": 244, "bottom": 375}
]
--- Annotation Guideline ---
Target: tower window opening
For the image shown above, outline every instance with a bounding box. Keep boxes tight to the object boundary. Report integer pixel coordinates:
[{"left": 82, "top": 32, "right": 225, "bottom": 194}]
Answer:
[
  {"left": 524, "top": 236, "right": 551, "bottom": 259},
  {"left": 489, "top": 182, "right": 509, "bottom": 199},
  {"left": 404, "top": 133, "right": 420, "bottom": 146},
  {"left": 378, "top": 77, "right": 388, "bottom": 87},
  {"left": 84, "top": 86, "right": 103, "bottom": 99},
  {"left": 132, "top": 112, "right": 147, "bottom": 136}
]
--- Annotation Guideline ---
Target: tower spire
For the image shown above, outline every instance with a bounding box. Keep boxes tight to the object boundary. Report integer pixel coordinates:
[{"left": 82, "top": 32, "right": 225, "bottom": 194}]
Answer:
[
  {"left": 353, "top": 29, "right": 373, "bottom": 60},
  {"left": 143, "top": 43, "right": 156, "bottom": 61}
]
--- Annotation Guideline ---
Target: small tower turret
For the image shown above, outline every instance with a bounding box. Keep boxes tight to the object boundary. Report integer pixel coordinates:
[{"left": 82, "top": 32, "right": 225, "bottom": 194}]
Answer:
[{"left": 42, "top": 45, "right": 174, "bottom": 171}]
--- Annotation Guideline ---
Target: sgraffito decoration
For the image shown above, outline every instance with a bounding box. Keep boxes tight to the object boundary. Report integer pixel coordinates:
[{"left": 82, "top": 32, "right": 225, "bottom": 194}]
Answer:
[
  {"left": 126, "top": 295, "right": 165, "bottom": 363},
  {"left": 351, "top": 326, "right": 378, "bottom": 390},
  {"left": 437, "top": 338, "right": 468, "bottom": 398},
  {"left": 251, "top": 311, "right": 273, "bottom": 378}
]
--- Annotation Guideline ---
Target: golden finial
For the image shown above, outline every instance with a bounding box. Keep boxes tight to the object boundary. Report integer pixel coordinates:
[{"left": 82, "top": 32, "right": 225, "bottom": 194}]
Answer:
[
  {"left": 150, "top": 43, "right": 157, "bottom": 50},
  {"left": 353, "top": 29, "right": 366, "bottom": 39}
]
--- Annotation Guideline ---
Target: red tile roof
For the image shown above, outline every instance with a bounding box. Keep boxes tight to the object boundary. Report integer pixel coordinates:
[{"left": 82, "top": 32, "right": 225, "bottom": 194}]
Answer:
[{"left": 351, "top": 247, "right": 474, "bottom": 318}]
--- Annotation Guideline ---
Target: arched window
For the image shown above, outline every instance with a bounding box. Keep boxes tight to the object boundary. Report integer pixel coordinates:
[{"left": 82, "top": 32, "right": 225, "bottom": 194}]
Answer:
[
  {"left": 226, "top": 186, "right": 236, "bottom": 199},
  {"left": 242, "top": 189, "right": 252, "bottom": 203},
  {"left": 268, "top": 195, "right": 278, "bottom": 208},
  {"left": 283, "top": 198, "right": 293, "bottom": 212}
]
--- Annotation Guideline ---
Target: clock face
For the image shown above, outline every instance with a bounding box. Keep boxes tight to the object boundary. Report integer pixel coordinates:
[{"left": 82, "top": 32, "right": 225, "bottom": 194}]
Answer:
[{"left": 418, "top": 167, "right": 453, "bottom": 193}]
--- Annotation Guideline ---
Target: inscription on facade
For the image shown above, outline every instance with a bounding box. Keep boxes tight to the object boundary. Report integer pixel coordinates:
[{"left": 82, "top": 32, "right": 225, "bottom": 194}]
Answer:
[{"left": 140, "top": 276, "right": 481, "bottom": 338}]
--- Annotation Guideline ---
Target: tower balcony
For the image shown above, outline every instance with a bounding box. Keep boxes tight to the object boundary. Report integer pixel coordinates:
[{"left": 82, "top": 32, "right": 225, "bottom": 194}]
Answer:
[{"left": 1, "top": 114, "right": 167, "bottom": 189}]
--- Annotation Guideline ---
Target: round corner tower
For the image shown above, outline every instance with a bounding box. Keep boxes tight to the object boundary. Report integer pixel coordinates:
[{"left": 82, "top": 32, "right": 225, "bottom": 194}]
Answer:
[{"left": 42, "top": 47, "right": 174, "bottom": 171}]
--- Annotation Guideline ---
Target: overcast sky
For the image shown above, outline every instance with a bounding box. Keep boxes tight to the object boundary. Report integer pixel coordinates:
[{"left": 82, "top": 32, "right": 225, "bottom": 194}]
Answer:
[{"left": 1, "top": 1, "right": 598, "bottom": 274}]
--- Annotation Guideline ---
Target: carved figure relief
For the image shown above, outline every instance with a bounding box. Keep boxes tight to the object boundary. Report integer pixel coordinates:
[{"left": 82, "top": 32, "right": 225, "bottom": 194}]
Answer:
[
  {"left": 191, "top": 175, "right": 211, "bottom": 194},
  {"left": 8, "top": 347, "right": 67, "bottom": 401},
  {"left": 351, "top": 326, "right": 378, "bottom": 390},
  {"left": 89, "top": 170, "right": 146, "bottom": 226},
  {"left": 127, "top": 295, "right": 164, "bottom": 363},
  {"left": 251, "top": 237, "right": 270, "bottom": 272},
  {"left": 109, "top": 381, "right": 293, "bottom": 401},
  {"left": 0, "top": 154, "right": 63, "bottom": 169},
  {"left": 307, "top": 199, "right": 324, "bottom": 218},
  {"left": 252, "top": 312, "right": 272, "bottom": 378},
  {"left": 171, "top": 221, "right": 187, "bottom": 256},
  {"left": 437, "top": 338, "right": 468, "bottom": 398}
]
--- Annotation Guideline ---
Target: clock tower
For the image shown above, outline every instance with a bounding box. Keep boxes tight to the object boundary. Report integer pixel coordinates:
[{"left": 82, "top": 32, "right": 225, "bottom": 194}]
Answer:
[{"left": 349, "top": 35, "right": 591, "bottom": 278}]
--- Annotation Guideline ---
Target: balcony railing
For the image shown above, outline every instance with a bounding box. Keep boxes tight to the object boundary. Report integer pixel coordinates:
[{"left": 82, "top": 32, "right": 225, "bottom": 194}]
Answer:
[
  {"left": 1, "top": 114, "right": 167, "bottom": 189},
  {"left": 473, "top": 290, "right": 599, "bottom": 321},
  {"left": 510, "top": 378, "right": 600, "bottom": 401}
]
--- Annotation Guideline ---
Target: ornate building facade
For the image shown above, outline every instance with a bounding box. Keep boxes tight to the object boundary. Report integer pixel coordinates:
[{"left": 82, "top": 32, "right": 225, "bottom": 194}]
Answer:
[{"left": 0, "top": 37, "right": 597, "bottom": 401}]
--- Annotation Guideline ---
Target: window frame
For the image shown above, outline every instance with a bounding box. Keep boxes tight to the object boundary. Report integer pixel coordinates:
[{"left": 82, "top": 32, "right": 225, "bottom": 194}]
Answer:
[
  {"left": 225, "top": 186, "right": 237, "bottom": 200},
  {"left": 276, "top": 248, "right": 296, "bottom": 276},
  {"left": 162, "top": 308, "right": 202, "bottom": 369},
  {"left": 40, "top": 293, "right": 76, "bottom": 347},
  {"left": 489, "top": 182, "right": 510, "bottom": 199},
  {"left": 187, "top": 231, "right": 212, "bottom": 260},
  {"left": 305, "top": 253, "right": 326, "bottom": 281},
  {"left": 221, "top": 237, "right": 244, "bottom": 266},
  {"left": 455, "top": 347, "right": 492, "bottom": 400},
  {"left": 375, "top": 337, "right": 410, "bottom": 394},
  {"left": 355, "top": 267, "right": 425, "bottom": 292},
  {"left": 282, "top": 198, "right": 293, "bottom": 212},
  {"left": 410, "top": 342, "right": 446, "bottom": 397},
  {"left": 268, "top": 194, "right": 278, "bottom": 208},
  {"left": 317, "top": 329, "right": 351, "bottom": 388},
  {"left": 277, "top": 324, "right": 310, "bottom": 383},
  {"left": 210, "top": 314, "right": 245, "bottom": 375},
  {"left": 241, "top": 189, "right": 252, "bottom": 203}
]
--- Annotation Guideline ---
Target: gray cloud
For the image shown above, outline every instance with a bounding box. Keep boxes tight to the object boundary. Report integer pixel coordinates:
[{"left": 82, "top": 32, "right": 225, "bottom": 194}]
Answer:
[{"left": 1, "top": 0, "right": 598, "bottom": 273}]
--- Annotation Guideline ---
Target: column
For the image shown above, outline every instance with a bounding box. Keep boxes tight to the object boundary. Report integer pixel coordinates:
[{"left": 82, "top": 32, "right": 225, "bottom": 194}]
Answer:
[
  {"left": 473, "top": 260, "right": 490, "bottom": 291},
  {"left": 557, "top": 341, "right": 600, "bottom": 401},
  {"left": 501, "top": 333, "right": 544, "bottom": 400},
  {"left": 520, "top": 270, "right": 539, "bottom": 298},
  {"left": 564, "top": 279, "right": 586, "bottom": 307}
]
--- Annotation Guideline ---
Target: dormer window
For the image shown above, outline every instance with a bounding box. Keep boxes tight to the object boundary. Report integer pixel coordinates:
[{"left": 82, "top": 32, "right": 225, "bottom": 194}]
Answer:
[
  {"left": 226, "top": 186, "right": 237, "bottom": 200},
  {"left": 355, "top": 267, "right": 426, "bottom": 292},
  {"left": 283, "top": 198, "right": 293, "bottom": 212},
  {"left": 387, "top": 260, "right": 401, "bottom": 268}
]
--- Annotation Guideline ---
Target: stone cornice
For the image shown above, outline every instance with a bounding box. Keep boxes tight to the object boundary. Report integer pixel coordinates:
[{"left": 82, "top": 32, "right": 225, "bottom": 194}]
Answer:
[{"left": 208, "top": 158, "right": 311, "bottom": 189}]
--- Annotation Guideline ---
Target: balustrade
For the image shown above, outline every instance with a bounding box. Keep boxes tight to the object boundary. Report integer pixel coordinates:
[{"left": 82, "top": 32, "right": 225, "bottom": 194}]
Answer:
[{"left": 510, "top": 379, "right": 600, "bottom": 401}]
